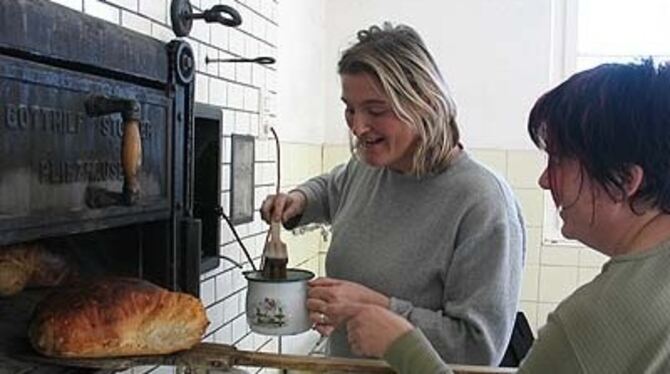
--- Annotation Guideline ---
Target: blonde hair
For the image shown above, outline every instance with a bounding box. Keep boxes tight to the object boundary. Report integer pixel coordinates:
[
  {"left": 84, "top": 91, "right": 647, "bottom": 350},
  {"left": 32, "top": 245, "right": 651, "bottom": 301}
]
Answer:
[{"left": 338, "top": 22, "right": 460, "bottom": 176}]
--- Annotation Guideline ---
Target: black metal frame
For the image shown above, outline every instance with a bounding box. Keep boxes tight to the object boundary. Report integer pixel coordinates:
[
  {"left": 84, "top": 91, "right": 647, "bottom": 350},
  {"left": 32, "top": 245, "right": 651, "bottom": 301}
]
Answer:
[{"left": 194, "top": 103, "right": 223, "bottom": 273}]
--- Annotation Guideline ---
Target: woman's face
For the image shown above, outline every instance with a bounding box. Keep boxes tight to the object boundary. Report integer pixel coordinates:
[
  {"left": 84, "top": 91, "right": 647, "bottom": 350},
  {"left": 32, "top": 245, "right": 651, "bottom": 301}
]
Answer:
[
  {"left": 538, "top": 156, "right": 622, "bottom": 250},
  {"left": 340, "top": 73, "right": 419, "bottom": 173}
]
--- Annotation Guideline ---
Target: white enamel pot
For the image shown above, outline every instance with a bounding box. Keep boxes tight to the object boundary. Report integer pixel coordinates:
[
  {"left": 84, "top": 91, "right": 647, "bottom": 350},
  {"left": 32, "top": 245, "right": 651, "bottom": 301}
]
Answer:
[{"left": 243, "top": 268, "right": 315, "bottom": 336}]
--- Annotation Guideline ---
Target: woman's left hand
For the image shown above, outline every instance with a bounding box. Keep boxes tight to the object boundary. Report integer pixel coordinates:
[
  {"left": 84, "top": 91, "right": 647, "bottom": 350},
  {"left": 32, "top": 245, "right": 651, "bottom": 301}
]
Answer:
[
  {"left": 307, "top": 277, "right": 390, "bottom": 330},
  {"left": 328, "top": 302, "right": 414, "bottom": 358}
]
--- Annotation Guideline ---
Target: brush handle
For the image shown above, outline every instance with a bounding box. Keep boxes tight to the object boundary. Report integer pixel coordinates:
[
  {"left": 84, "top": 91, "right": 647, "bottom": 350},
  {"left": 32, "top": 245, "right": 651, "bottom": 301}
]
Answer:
[
  {"left": 263, "top": 222, "right": 288, "bottom": 279},
  {"left": 270, "top": 221, "right": 281, "bottom": 242},
  {"left": 265, "top": 221, "right": 287, "bottom": 259}
]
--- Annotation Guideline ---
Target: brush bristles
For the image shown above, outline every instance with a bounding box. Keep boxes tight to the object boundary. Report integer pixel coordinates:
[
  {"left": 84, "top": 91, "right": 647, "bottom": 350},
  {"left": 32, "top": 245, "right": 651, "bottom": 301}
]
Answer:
[{"left": 262, "top": 257, "right": 288, "bottom": 279}]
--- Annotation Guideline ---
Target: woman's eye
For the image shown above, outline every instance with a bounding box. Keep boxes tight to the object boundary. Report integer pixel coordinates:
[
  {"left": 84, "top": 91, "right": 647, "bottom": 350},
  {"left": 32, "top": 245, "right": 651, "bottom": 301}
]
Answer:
[{"left": 368, "top": 108, "right": 388, "bottom": 116}]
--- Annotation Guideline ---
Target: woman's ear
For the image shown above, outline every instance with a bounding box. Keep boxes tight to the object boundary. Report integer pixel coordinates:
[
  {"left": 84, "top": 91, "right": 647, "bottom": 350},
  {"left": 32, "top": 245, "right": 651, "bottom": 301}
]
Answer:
[{"left": 624, "top": 164, "right": 644, "bottom": 198}]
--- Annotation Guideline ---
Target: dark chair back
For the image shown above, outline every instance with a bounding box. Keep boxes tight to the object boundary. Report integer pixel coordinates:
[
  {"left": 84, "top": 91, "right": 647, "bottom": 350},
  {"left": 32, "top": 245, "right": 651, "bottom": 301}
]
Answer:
[{"left": 500, "top": 312, "right": 534, "bottom": 367}]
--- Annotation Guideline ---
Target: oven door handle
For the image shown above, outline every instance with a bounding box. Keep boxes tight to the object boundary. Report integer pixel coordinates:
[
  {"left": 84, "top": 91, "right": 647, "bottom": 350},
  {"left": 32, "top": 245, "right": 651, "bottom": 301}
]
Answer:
[{"left": 85, "top": 95, "right": 142, "bottom": 207}]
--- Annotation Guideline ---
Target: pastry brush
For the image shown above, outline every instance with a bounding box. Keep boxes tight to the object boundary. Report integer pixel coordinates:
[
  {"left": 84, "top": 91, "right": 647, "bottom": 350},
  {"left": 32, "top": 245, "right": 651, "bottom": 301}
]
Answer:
[{"left": 261, "top": 221, "right": 288, "bottom": 279}]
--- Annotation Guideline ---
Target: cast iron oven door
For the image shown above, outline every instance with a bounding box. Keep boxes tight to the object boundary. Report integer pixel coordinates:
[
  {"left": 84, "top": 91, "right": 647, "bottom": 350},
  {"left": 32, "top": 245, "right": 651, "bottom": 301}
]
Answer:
[
  {"left": 0, "top": 0, "right": 195, "bottom": 246},
  {"left": 0, "top": 58, "right": 170, "bottom": 239}
]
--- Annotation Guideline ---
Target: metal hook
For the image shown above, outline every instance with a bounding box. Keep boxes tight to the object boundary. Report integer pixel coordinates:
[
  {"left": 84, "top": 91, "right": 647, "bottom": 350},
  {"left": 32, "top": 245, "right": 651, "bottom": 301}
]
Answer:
[
  {"left": 188, "top": 5, "right": 242, "bottom": 27},
  {"left": 205, "top": 56, "right": 276, "bottom": 65},
  {"left": 171, "top": 0, "right": 242, "bottom": 37}
]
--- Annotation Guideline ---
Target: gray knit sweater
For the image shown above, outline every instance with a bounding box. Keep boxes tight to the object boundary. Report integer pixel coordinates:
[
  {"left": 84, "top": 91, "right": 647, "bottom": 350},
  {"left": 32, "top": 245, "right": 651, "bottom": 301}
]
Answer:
[{"left": 294, "top": 152, "right": 525, "bottom": 365}]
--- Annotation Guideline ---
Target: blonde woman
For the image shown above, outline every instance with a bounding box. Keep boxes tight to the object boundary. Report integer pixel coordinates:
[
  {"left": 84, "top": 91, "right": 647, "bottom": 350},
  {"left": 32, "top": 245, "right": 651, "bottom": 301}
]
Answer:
[{"left": 261, "top": 23, "right": 525, "bottom": 365}]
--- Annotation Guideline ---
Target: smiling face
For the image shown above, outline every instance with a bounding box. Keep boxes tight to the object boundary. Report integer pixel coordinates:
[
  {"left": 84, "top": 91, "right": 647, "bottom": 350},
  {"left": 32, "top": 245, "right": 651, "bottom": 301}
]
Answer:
[{"left": 341, "top": 72, "right": 419, "bottom": 173}]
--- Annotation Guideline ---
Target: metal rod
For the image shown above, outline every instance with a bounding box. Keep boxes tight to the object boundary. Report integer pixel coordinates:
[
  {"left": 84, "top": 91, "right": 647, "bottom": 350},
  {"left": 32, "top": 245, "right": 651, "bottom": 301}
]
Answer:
[
  {"left": 218, "top": 209, "right": 258, "bottom": 271},
  {"left": 205, "top": 56, "right": 276, "bottom": 65},
  {"left": 218, "top": 255, "right": 242, "bottom": 269}
]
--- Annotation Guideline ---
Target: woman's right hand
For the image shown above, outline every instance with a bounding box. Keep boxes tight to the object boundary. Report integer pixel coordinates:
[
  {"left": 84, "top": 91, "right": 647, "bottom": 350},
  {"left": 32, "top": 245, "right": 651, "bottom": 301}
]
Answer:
[{"left": 260, "top": 191, "right": 307, "bottom": 224}]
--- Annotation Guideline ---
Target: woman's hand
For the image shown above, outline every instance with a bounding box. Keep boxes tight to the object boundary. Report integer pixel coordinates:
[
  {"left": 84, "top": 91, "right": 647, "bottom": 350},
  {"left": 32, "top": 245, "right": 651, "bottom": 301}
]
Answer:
[
  {"left": 328, "top": 303, "right": 414, "bottom": 358},
  {"left": 307, "top": 277, "right": 390, "bottom": 334},
  {"left": 260, "top": 190, "right": 307, "bottom": 223}
]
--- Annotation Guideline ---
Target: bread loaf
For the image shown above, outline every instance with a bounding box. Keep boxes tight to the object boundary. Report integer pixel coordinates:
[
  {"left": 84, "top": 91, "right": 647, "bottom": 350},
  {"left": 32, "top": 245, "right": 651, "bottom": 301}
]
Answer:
[
  {"left": 0, "top": 258, "right": 32, "bottom": 296},
  {"left": 0, "top": 242, "right": 72, "bottom": 297},
  {"left": 29, "top": 277, "right": 209, "bottom": 358}
]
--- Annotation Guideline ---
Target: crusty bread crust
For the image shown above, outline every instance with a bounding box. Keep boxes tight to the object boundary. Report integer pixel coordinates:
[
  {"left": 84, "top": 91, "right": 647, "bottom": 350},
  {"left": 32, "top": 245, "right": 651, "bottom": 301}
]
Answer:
[{"left": 29, "top": 277, "right": 209, "bottom": 358}]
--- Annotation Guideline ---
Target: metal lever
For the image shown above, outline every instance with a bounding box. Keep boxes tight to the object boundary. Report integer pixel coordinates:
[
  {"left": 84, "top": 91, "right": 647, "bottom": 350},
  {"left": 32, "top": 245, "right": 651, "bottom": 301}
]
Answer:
[
  {"left": 85, "top": 95, "right": 142, "bottom": 207},
  {"left": 171, "top": 0, "right": 242, "bottom": 37},
  {"left": 205, "top": 56, "right": 276, "bottom": 65}
]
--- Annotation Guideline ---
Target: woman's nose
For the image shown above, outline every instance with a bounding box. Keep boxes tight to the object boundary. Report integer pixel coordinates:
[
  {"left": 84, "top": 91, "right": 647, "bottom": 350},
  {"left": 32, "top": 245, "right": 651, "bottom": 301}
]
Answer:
[
  {"left": 538, "top": 167, "right": 550, "bottom": 190},
  {"left": 350, "top": 114, "right": 369, "bottom": 137}
]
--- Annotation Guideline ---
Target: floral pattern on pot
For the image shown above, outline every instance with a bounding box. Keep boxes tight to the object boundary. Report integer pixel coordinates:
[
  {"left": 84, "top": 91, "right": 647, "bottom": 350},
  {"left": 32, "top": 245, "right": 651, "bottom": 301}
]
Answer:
[{"left": 252, "top": 297, "right": 289, "bottom": 328}]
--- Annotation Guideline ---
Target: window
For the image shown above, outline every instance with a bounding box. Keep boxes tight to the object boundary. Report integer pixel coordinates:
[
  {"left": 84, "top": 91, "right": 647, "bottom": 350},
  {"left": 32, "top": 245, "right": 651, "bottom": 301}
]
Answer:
[
  {"left": 576, "top": 0, "right": 670, "bottom": 70},
  {"left": 544, "top": 0, "right": 670, "bottom": 245}
]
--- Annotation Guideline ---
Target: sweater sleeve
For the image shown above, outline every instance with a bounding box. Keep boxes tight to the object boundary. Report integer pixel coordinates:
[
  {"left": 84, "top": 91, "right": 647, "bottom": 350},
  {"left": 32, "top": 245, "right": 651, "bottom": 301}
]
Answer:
[
  {"left": 390, "top": 192, "right": 525, "bottom": 365},
  {"left": 384, "top": 329, "right": 453, "bottom": 374},
  {"left": 291, "top": 161, "right": 350, "bottom": 226}
]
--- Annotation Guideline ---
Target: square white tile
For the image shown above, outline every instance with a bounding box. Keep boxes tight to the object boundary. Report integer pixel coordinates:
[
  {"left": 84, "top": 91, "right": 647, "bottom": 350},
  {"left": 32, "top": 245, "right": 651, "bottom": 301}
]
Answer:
[
  {"left": 507, "top": 150, "right": 545, "bottom": 189},
  {"left": 525, "top": 226, "right": 541, "bottom": 265},
  {"left": 520, "top": 265, "right": 539, "bottom": 301},
  {"left": 515, "top": 188, "right": 544, "bottom": 228},
  {"left": 538, "top": 266, "right": 578, "bottom": 303},
  {"left": 541, "top": 245, "right": 579, "bottom": 266},
  {"left": 468, "top": 149, "right": 507, "bottom": 178}
]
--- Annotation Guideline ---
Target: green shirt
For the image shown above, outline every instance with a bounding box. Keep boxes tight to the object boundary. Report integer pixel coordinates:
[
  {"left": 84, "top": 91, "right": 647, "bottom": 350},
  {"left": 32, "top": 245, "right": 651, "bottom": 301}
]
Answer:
[
  {"left": 384, "top": 329, "right": 453, "bottom": 374},
  {"left": 519, "top": 240, "right": 670, "bottom": 373},
  {"left": 386, "top": 240, "right": 670, "bottom": 373}
]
